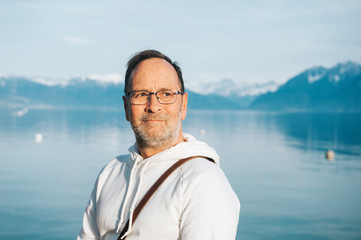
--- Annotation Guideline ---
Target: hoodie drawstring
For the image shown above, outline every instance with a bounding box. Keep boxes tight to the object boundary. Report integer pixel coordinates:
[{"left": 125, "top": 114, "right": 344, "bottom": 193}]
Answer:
[
  {"left": 121, "top": 161, "right": 149, "bottom": 239},
  {"left": 116, "top": 159, "right": 150, "bottom": 239},
  {"left": 116, "top": 159, "right": 138, "bottom": 233}
]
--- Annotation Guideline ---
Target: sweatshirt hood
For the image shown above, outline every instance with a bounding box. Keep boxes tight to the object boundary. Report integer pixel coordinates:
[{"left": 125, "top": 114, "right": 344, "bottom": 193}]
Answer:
[
  {"left": 128, "top": 133, "right": 220, "bottom": 166},
  {"left": 117, "top": 133, "right": 220, "bottom": 238}
]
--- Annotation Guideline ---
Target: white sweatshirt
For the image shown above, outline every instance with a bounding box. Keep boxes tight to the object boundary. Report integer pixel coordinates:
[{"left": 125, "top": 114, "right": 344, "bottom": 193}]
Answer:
[{"left": 77, "top": 133, "right": 240, "bottom": 240}]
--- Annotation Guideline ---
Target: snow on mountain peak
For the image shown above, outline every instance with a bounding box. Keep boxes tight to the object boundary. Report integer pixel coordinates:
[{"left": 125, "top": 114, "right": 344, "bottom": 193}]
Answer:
[
  {"left": 81, "top": 73, "right": 123, "bottom": 84},
  {"left": 29, "top": 76, "right": 70, "bottom": 87},
  {"left": 335, "top": 61, "right": 361, "bottom": 74},
  {"left": 333, "top": 75, "right": 340, "bottom": 82},
  {"left": 305, "top": 66, "right": 327, "bottom": 84},
  {"left": 327, "top": 61, "right": 361, "bottom": 84},
  {"left": 187, "top": 78, "right": 238, "bottom": 96},
  {"left": 25, "top": 73, "right": 124, "bottom": 87},
  {"left": 238, "top": 81, "right": 279, "bottom": 97},
  {"left": 308, "top": 73, "right": 323, "bottom": 83},
  {"left": 305, "top": 61, "right": 361, "bottom": 84},
  {"left": 187, "top": 78, "right": 280, "bottom": 97}
]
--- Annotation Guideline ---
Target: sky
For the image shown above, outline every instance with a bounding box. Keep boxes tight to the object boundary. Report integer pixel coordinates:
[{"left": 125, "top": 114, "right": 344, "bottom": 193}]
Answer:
[{"left": 1, "top": 0, "right": 361, "bottom": 86}]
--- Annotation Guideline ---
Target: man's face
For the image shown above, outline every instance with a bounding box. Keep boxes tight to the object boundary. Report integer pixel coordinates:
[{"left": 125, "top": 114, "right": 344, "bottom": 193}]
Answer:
[{"left": 123, "top": 58, "right": 188, "bottom": 149}]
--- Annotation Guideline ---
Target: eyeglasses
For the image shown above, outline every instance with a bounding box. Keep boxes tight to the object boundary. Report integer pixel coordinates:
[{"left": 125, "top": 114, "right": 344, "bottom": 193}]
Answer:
[{"left": 127, "top": 90, "right": 183, "bottom": 105}]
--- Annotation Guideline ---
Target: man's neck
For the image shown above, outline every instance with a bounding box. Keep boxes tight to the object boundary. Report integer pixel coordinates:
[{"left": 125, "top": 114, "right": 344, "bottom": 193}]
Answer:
[
  {"left": 137, "top": 133, "right": 185, "bottom": 159},
  {"left": 138, "top": 146, "right": 167, "bottom": 159}
]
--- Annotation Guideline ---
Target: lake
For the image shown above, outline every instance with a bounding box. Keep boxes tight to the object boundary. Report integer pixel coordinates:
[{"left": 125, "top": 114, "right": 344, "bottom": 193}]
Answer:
[{"left": 0, "top": 109, "right": 361, "bottom": 240}]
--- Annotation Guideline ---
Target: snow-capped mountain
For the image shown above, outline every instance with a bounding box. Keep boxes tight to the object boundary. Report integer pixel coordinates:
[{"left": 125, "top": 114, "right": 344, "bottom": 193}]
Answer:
[
  {"left": 0, "top": 75, "right": 246, "bottom": 109},
  {"left": 305, "top": 61, "right": 361, "bottom": 84},
  {"left": 26, "top": 73, "right": 124, "bottom": 87},
  {"left": 1, "top": 61, "right": 360, "bottom": 111},
  {"left": 251, "top": 61, "right": 361, "bottom": 111},
  {"left": 187, "top": 78, "right": 280, "bottom": 97}
]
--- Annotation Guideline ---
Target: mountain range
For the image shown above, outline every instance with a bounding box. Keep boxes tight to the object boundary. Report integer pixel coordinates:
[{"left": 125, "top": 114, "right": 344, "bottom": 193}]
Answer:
[
  {"left": 251, "top": 61, "right": 361, "bottom": 111},
  {"left": 1, "top": 61, "right": 360, "bottom": 111}
]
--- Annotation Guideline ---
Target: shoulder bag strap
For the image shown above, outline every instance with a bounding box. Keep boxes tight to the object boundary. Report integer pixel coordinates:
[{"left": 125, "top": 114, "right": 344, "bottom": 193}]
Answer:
[{"left": 117, "top": 155, "right": 215, "bottom": 240}]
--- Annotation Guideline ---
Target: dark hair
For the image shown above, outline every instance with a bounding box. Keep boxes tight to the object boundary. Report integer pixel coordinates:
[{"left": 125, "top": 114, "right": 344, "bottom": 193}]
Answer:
[{"left": 124, "top": 50, "right": 184, "bottom": 94}]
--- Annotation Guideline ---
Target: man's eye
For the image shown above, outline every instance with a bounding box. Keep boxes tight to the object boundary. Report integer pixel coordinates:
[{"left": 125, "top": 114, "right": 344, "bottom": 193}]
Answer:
[
  {"left": 161, "top": 91, "right": 172, "bottom": 97},
  {"left": 135, "top": 92, "right": 148, "bottom": 98}
]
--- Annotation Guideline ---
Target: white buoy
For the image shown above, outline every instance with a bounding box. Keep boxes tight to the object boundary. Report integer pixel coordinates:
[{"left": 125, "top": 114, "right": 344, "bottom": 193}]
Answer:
[
  {"left": 325, "top": 150, "right": 335, "bottom": 161},
  {"left": 199, "top": 129, "right": 206, "bottom": 136},
  {"left": 35, "top": 133, "right": 43, "bottom": 143},
  {"left": 15, "top": 108, "right": 28, "bottom": 117}
]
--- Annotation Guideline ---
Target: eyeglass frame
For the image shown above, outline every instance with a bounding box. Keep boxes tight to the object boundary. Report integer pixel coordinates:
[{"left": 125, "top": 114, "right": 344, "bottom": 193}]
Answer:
[{"left": 126, "top": 89, "right": 184, "bottom": 105}]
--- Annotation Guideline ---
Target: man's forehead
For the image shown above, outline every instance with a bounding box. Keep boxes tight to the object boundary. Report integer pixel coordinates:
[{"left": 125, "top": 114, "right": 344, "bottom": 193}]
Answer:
[
  {"left": 132, "top": 58, "right": 175, "bottom": 74},
  {"left": 130, "top": 58, "right": 181, "bottom": 89}
]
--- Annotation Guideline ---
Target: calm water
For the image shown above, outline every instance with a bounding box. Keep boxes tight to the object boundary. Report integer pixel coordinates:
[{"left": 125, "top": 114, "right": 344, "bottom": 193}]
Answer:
[{"left": 0, "top": 109, "right": 361, "bottom": 240}]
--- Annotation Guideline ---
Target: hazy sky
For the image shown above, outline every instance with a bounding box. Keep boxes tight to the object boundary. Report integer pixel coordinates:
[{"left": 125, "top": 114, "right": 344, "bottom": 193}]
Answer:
[{"left": 1, "top": 0, "right": 361, "bottom": 85}]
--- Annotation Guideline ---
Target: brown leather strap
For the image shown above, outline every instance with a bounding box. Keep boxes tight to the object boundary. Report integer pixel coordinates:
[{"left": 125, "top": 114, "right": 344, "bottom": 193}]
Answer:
[{"left": 117, "top": 156, "right": 214, "bottom": 240}]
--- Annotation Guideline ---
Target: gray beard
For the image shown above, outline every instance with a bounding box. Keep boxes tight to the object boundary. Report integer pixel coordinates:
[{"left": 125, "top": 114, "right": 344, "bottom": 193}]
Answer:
[{"left": 130, "top": 112, "right": 181, "bottom": 149}]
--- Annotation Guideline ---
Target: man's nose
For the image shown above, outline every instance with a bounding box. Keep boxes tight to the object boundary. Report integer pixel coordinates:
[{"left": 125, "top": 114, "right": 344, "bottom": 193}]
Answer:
[{"left": 145, "top": 93, "right": 161, "bottom": 113}]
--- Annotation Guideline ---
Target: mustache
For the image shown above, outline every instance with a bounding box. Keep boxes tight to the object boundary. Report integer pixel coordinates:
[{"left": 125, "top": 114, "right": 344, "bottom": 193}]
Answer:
[{"left": 139, "top": 113, "right": 168, "bottom": 121}]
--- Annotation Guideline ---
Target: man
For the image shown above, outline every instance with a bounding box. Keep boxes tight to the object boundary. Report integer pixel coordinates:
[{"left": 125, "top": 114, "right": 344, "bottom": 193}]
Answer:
[{"left": 77, "top": 50, "right": 240, "bottom": 240}]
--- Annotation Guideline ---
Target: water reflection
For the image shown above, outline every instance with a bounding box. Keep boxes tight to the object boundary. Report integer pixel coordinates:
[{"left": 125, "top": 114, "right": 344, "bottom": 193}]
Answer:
[
  {"left": 274, "top": 112, "right": 361, "bottom": 156},
  {"left": 1, "top": 109, "right": 361, "bottom": 240}
]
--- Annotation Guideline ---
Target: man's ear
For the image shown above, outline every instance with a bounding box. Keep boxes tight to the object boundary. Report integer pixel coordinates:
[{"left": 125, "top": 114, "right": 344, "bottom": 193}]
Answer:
[
  {"left": 181, "top": 92, "right": 188, "bottom": 121},
  {"left": 123, "top": 96, "right": 130, "bottom": 121}
]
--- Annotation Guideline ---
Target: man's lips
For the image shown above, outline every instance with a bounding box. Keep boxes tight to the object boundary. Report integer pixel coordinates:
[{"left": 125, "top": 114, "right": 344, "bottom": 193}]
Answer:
[
  {"left": 143, "top": 119, "right": 165, "bottom": 122},
  {"left": 140, "top": 114, "right": 167, "bottom": 122}
]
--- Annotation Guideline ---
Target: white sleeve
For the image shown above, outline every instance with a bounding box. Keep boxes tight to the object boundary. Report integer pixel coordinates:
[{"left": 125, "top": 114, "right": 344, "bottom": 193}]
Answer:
[
  {"left": 179, "top": 161, "right": 240, "bottom": 240},
  {"left": 76, "top": 180, "right": 101, "bottom": 240}
]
